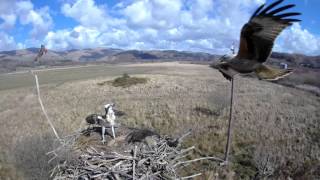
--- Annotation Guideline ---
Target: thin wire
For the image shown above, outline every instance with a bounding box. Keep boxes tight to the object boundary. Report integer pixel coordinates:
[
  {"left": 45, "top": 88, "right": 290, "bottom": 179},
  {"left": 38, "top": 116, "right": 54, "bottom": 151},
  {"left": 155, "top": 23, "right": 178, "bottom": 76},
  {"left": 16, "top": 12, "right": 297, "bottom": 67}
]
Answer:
[{"left": 32, "top": 71, "right": 61, "bottom": 140}]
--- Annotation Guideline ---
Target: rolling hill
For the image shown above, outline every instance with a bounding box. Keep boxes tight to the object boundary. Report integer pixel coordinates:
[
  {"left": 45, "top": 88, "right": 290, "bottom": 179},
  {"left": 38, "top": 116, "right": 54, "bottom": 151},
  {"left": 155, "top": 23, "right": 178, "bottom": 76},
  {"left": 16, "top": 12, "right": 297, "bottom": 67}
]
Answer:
[
  {"left": 0, "top": 48, "right": 319, "bottom": 93},
  {"left": 0, "top": 48, "right": 218, "bottom": 73}
]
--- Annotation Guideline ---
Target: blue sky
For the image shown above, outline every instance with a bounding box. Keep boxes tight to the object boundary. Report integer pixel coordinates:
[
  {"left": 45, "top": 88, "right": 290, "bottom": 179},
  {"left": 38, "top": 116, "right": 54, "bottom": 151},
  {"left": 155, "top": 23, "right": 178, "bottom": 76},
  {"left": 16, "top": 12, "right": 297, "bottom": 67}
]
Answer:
[{"left": 0, "top": 0, "right": 319, "bottom": 55}]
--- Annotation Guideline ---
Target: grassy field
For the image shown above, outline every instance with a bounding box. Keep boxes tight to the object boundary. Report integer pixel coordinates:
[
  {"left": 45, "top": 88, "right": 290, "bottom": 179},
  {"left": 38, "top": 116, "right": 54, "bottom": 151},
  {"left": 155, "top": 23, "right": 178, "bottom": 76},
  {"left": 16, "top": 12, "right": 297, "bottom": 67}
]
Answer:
[
  {"left": 0, "top": 62, "right": 319, "bottom": 179},
  {"left": 0, "top": 63, "right": 174, "bottom": 91}
]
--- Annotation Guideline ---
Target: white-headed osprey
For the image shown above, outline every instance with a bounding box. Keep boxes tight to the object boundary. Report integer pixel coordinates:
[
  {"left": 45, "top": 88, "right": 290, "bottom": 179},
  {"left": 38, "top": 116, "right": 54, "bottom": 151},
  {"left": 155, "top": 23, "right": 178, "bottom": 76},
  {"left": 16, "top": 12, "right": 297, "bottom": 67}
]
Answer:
[{"left": 212, "top": 0, "right": 301, "bottom": 81}]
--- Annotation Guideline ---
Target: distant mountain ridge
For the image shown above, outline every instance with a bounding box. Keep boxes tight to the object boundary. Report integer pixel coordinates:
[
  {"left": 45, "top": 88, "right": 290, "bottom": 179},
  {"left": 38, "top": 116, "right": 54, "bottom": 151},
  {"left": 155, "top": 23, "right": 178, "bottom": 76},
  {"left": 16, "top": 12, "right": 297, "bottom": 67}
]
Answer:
[
  {"left": 0, "top": 47, "right": 319, "bottom": 73},
  {"left": 0, "top": 48, "right": 216, "bottom": 62},
  {"left": 0, "top": 48, "right": 218, "bottom": 73}
]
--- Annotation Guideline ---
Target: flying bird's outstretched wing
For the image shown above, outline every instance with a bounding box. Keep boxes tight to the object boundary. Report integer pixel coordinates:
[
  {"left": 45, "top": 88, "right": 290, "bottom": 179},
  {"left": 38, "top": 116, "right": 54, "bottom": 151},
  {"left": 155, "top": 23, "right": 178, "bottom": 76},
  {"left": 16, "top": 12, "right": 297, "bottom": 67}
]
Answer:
[{"left": 237, "top": 0, "right": 300, "bottom": 62}]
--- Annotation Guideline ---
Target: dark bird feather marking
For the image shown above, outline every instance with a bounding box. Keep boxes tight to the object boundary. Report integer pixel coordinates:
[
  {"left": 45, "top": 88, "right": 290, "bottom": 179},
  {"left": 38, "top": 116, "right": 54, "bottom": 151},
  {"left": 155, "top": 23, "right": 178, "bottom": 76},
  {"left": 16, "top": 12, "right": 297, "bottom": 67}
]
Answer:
[
  {"left": 250, "top": 3, "right": 266, "bottom": 19},
  {"left": 276, "top": 12, "right": 301, "bottom": 19},
  {"left": 268, "top": 4, "right": 295, "bottom": 15},
  {"left": 259, "top": 0, "right": 284, "bottom": 15}
]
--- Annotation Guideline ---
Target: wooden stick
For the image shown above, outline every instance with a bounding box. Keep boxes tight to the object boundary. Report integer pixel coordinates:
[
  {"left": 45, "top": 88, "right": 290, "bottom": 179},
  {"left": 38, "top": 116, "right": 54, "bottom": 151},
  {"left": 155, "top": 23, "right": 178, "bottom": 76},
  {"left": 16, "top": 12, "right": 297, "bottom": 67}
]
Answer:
[
  {"left": 180, "top": 173, "right": 202, "bottom": 179},
  {"left": 224, "top": 76, "right": 235, "bottom": 163},
  {"left": 178, "top": 130, "right": 191, "bottom": 142},
  {"left": 133, "top": 145, "right": 137, "bottom": 180},
  {"left": 173, "top": 156, "right": 224, "bottom": 167}
]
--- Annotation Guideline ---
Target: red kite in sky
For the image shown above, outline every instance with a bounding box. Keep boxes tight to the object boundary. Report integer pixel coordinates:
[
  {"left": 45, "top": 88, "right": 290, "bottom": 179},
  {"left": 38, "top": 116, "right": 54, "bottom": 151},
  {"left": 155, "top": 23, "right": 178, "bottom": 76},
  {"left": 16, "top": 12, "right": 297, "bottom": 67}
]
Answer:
[
  {"left": 34, "top": 44, "right": 48, "bottom": 62},
  {"left": 212, "top": 0, "right": 301, "bottom": 81}
]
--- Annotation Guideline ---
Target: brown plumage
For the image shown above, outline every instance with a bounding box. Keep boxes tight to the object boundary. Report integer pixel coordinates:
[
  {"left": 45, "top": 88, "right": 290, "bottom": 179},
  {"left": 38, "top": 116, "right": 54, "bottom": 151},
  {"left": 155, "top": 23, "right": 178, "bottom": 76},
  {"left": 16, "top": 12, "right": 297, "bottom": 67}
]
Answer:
[
  {"left": 34, "top": 44, "right": 47, "bottom": 62},
  {"left": 213, "top": 0, "right": 300, "bottom": 81}
]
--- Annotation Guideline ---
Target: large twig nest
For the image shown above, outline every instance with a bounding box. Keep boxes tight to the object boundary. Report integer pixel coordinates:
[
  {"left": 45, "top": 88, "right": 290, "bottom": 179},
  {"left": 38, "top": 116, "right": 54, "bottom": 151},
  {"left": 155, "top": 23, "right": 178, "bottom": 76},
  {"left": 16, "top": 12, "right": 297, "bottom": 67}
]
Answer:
[{"left": 49, "top": 126, "right": 204, "bottom": 179}]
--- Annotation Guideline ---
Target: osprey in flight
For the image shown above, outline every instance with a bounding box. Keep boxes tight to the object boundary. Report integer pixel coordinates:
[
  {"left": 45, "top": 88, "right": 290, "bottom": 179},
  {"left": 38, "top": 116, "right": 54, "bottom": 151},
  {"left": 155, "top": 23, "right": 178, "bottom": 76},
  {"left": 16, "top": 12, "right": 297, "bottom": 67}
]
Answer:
[{"left": 213, "top": 0, "right": 301, "bottom": 81}]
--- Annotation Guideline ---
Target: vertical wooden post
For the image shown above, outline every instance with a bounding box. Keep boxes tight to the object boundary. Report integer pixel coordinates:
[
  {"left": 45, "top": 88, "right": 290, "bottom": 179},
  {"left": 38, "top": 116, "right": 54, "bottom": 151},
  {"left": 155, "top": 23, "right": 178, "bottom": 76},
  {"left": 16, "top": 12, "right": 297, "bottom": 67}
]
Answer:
[{"left": 224, "top": 77, "right": 235, "bottom": 163}]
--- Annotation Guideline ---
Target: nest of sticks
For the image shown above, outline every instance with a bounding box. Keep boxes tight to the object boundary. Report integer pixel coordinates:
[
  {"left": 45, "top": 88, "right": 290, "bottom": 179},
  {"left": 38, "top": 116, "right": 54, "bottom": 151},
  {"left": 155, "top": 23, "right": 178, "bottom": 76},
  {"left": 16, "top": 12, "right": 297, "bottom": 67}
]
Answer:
[{"left": 48, "top": 126, "right": 218, "bottom": 179}]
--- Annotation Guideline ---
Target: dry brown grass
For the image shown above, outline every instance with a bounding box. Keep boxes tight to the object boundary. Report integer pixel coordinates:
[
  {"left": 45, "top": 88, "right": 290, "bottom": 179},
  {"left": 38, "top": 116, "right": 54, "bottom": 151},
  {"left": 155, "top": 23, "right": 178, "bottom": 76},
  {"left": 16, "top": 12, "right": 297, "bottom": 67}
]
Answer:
[{"left": 0, "top": 62, "right": 319, "bottom": 179}]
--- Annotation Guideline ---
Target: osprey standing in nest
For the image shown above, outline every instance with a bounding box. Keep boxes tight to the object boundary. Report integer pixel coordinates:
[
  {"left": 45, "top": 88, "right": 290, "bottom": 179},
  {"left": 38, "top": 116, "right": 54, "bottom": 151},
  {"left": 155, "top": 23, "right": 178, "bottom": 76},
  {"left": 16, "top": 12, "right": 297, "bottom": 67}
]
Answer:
[{"left": 212, "top": 0, "right": 301, "bottom": 81}]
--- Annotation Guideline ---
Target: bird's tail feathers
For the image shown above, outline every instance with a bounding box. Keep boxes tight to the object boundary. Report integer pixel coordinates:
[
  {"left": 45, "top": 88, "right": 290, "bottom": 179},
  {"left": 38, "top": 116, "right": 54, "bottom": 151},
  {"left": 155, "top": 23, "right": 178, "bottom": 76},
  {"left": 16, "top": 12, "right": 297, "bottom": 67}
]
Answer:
[{"left": 255, "top": 64, "right": 293, "bottom": 81}]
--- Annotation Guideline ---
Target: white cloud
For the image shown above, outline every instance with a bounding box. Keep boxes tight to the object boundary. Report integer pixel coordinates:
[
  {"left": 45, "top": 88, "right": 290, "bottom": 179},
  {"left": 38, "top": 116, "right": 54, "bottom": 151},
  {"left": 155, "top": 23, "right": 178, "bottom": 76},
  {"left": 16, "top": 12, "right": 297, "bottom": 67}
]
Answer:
[
  {"left": 43, "top": 0, "right": 260, "bottom": 53},
  {"left": 119, "top": 0, "right": 319, "bottom": 55},
  {"left": 45, "top": 25, "right": 144, "bottom": 50},
  {"left": 190, "top": 0, "right": 213, "bottom": 18},
  {"left": 61, "top": 0, "right": 108, "bottom": 29},
  {"left": 275, "top": 24, "right": 320, "bottom": 55},
  {"left": 118, "top": 0, "right": 268, "bottom": 53},
  {"left": 0, "top": 1, "right": 17, "bottom": 29},
  {"left": 0, "top": 31, "right": 17, "bottom": 51},
  {"left": 0, "top": 14, "right": 16, "bottom": 29},
  {"left": 123, "top": 0, "right": 182, "bottom": 29},
  {"left": 0, "top": 0, "right": 53, "bottom": 40},
  {"left": 16, "top": 1, "right": 53, "bottom": 38},
  {"left": 45, "top": 26, "right": 103, "bottom": 50}
]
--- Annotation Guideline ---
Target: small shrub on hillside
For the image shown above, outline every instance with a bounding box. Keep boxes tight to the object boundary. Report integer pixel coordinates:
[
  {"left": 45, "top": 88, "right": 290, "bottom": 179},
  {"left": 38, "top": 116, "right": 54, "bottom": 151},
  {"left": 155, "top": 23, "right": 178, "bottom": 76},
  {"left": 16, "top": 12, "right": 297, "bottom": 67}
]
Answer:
[
  {"left": 97, "top": 73, "right": 148, "bottom": 87},
  {"left": 111, "top": 73, "right": 148, "bottom": 88}
]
